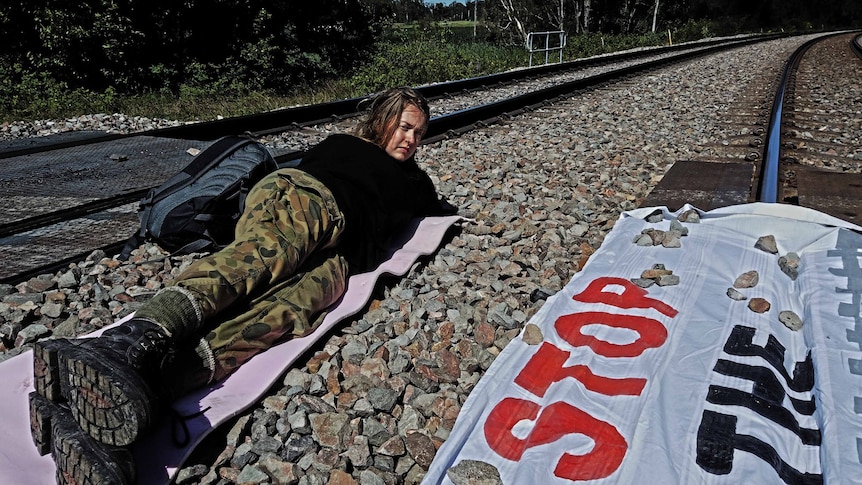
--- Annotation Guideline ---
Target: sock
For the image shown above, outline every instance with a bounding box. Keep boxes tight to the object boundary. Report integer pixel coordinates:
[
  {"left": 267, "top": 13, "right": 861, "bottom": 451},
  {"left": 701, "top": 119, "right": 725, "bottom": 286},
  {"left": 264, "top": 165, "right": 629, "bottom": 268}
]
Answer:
[{"left": 134, "top": 286, "right": 202, "bottom": 341}]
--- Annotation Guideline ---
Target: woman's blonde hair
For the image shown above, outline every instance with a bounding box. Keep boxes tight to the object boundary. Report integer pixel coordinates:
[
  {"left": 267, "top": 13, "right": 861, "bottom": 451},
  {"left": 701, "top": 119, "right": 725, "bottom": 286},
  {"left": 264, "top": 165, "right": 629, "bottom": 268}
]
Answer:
[{"left": 354, "top": 87, "right": 430, "bottom": 150}]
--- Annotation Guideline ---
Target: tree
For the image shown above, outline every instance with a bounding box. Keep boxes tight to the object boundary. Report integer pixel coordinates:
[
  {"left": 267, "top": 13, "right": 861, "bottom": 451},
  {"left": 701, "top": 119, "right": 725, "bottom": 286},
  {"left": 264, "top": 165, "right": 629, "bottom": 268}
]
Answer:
[
  {"left": 496, "top": 0, "right": 530, "bottom": 41},
  {"left": 485, "top": 0, "right": 574, "bottom": 43},
  {"left": 0, "top": 0, "right": 390, "bottom": 94},
  {"left": 392, "top": 0, "right": 430, "bottom": 22},
  {"left": 570, "top": 0, "right": 594, "bottom": 33}
]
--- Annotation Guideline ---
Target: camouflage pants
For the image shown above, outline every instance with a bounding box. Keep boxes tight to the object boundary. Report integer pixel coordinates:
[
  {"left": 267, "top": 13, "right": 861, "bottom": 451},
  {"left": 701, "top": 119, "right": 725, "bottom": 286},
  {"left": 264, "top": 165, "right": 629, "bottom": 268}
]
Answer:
[{"left": 173, "top": 168, "right": 348, "bottom": 382}]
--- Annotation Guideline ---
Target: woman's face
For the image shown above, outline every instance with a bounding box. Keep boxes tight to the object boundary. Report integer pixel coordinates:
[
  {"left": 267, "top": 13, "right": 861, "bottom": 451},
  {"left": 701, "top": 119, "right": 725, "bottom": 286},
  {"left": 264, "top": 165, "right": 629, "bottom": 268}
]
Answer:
[{"left": 384, "top": 104, "right": 427, "bottom": 162}]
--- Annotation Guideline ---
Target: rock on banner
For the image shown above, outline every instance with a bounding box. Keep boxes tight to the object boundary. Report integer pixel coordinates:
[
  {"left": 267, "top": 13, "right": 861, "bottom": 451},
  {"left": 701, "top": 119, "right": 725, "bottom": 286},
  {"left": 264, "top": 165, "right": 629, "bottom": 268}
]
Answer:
[{"left": 423, "top": 203, "right": 862, "bottom": 485}]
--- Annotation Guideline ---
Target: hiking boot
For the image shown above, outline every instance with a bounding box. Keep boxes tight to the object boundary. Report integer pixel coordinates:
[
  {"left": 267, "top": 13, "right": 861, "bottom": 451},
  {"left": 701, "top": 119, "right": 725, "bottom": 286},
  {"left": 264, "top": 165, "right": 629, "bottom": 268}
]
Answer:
[
  {"left": 29, "top": 391, "right": 56, "bottom": 455},
  {"left": 33, "top": 339, "right": 77, "bottom": 403},
  {"left": 30, "top": 392, "right": 135, "bottom": 484},
  {"left": 43, "top": 318, "right": 175, "bottom": 447}
]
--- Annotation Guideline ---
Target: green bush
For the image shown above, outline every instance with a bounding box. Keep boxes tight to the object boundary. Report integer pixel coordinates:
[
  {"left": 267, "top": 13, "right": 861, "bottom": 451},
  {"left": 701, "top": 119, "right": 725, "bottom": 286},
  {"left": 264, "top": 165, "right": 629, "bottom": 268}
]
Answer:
[
  {"left": 671, "top": 19, "right": 718, "bottom": 43},
  {"left": 347, "top": 38, "right": 525, "bottom": 94},
  {"left": 0, "top": 17, "right": 741, "bottom": 123},
  {"left": 561, "top": 32, "right": 667, "bottom": 61},
  {"left": 0, "top": 1, "right": 387, "bottom": 100},
  {"left": 0, "top": 63, "right": 89, "bottom": 119}
]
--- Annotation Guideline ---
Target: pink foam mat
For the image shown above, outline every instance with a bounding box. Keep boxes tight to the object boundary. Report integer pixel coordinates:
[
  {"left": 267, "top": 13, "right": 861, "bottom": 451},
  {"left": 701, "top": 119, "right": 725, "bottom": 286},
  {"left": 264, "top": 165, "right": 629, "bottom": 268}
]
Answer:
[{"left": 0, "top": 215, "right": 464, "bottom": 484}]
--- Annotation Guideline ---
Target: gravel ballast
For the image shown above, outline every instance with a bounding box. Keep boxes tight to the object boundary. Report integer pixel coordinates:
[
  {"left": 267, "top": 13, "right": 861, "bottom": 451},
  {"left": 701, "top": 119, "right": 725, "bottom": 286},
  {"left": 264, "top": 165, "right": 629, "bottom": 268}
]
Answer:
[{"left": 1, "top": 33, "right": 856, "bottom": 485}]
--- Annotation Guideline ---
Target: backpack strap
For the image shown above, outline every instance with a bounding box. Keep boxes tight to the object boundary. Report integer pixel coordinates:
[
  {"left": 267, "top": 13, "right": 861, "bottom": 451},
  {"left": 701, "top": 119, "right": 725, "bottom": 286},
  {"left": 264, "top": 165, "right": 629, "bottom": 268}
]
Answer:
[
  {"left": 117, "top": 136, "right": 253, "bottom": 260},
  {"left": 171, "top": 238, "right": 216, "bottom": 256},
  {"left": 119, "top": 232, "right": 143, "bottom": 260},
  {"left": 149, "top": 136, "right": 252, "bottom": 205}
]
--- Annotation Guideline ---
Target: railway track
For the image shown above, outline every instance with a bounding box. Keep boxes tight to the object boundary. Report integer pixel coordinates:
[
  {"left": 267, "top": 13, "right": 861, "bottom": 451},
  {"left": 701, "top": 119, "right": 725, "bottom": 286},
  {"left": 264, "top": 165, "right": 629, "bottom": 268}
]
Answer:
[
  {"left": 1, "top": 32, "right": 857, "bottom": 285},
  {"left": 641, "top": 31, "right": 862, "bottom": 219},
  {"left": 777, "top": 33, "right": 862, "bottom": 219},
  {"left": 0, "top": 33, "right": 781, "bottom": 160},
  {"left": 0, "top": 30, "right": 858, "bottom": 485}
]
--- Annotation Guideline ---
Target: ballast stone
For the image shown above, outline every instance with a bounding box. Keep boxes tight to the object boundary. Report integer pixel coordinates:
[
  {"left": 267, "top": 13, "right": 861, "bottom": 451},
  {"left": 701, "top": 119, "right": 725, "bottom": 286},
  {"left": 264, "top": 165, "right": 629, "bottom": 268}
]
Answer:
[
  {"left": 447, "top": 459, "right": 503, "bottom": 485},
  {"left": 779, "top": 310, "right": 803, "bottom": 331},
  {"left": 755, "top": 234, "right": 779, "bottom": 254},
  {"left": 779, "top": 252, "right": 801, "bottom": 280},
  {"left": 733, "top": 270, "right": 759, "bottom": 289},
  {"left": 748, "top": 297, "right": 771, "bottom": 314},
  {"left": 726, "top": 287, "right": 747, "bottom": 301}
]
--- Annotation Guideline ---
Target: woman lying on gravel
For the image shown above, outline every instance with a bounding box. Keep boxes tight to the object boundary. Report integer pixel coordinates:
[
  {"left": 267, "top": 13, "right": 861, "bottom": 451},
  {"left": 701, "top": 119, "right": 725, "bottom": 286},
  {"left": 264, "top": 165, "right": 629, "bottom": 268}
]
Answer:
[{"left": 29, "top": 86, "right": 456, "bottom": 484}]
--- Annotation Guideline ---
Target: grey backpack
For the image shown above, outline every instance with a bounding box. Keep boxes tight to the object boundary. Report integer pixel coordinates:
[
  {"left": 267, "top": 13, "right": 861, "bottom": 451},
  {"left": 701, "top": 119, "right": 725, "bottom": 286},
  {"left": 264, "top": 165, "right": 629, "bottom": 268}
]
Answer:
[{"left": 119, "top": 136, "right": 278, "bottom": 259}]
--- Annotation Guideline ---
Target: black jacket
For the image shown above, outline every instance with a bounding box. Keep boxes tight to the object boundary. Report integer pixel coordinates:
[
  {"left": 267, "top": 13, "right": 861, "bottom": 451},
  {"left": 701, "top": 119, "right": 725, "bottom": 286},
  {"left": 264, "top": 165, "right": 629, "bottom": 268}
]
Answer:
[{"left": 298, "top": 134, "right": 455, "bottom": 273}]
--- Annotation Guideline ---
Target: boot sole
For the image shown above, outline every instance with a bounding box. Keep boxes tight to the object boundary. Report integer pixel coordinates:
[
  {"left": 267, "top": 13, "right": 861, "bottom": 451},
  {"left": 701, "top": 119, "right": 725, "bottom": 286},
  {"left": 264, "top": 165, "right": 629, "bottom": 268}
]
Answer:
[
  {"left": 29, "top": 391, "right": 54, "bottom": 455},
  {"left": 33, "top": 339, "right": 158, "bottom": 447},
  {"left": 59, "top": 343, "right": 158, "bottom": 447},
  {"left": 30, "top": 393, "right": 135, "bottom": 484},
  {"left": 33, "top": 339, "right": 80, "bottom": 403}
]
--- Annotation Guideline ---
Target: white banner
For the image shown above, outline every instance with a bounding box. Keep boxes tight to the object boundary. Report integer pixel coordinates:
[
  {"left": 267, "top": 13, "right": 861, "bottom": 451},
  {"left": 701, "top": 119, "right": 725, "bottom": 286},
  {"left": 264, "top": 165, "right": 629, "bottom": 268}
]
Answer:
[{"left": 424, "top": 204, "right": 862, "bottom": 485}]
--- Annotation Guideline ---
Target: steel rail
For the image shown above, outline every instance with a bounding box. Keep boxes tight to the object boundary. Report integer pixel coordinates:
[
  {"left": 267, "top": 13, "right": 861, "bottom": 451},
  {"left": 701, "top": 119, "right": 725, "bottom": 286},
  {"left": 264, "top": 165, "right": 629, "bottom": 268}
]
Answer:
[
  {"left": 852, "top": 33, "right": 862, "bottom": 59},
  {"left": 9, "top": 241, "right": 130, "bottom": 286},
  {"left": 266, "top": 36, "right": 777, "bottom": 167},
  {"left": 0, "top": 34, "right": 783, "bottom": 161},
  {"left": 0, "top": 191, "right": 146, "bottom": 239},
  {"left": 0, "top": 35, "right": 793, "bottom": 284},
  {"left": 413, "top": 34, "right": 783, "bottom": 100},
  {"left": 0, "top": 34, "right": 775, "bottom": 243},
  {"left": 423, "top": 36, "right": 774, "bottom": 142},
  {"left": 756, "top": 34, "right": 837, "bottom": 202}
]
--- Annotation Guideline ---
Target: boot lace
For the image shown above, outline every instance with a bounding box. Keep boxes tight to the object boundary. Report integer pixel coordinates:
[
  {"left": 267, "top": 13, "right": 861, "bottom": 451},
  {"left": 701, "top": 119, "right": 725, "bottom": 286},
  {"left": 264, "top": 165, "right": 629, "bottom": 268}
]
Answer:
[{"left": 125, "top": 326, "right": 174, "bottom": 369}]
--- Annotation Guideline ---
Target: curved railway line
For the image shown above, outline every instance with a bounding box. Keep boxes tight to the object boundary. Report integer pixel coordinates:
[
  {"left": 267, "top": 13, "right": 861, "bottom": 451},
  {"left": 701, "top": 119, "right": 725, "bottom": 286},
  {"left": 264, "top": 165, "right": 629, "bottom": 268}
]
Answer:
[
  {"left": 641, "top": 30, "right": 862, "bottom": 215},
  {"left": 1, "top": 31, "right": 860, "bottom": 286},
  {"left": 1, "top": 29, "right": 862, "bottom": 485}
]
